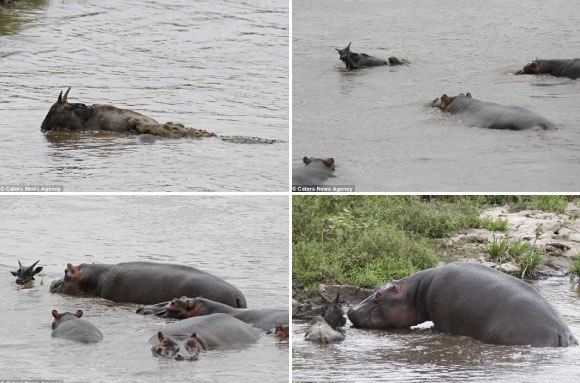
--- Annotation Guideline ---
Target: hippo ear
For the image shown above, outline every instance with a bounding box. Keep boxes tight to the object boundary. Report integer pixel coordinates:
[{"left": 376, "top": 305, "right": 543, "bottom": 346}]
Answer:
[
  {"left": 190, "top": 332, "right": 197, "bottom": 340},
  {"left": 303, "top": 157, "right": 311, "bottom": 165},
  {"left": 393, "top": 284, "right": 402, "bottom": 294},
  {"left": 75, "top": 310, "right": 83, "bottom": 318},
  {"left": 323, "top": 158, "right": 335, "bottom": 169},
  {"left": 441, "top": 95, "right": 450, "bottom": 106},
  {"left": 465, "top": 92, "right": 472, "bottom": 99},
  {"left": 66, "top": 263, "right": 75, "bottom": 271},
  {"left": 157, "top": 331, "right": 165, "bottom": 342},
  {"left": 52, "top": 310, "right": 61, "bottom": 319}
]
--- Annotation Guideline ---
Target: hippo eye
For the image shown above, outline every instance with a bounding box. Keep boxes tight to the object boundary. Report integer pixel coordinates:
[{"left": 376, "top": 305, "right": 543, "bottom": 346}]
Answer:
[{"left": 375, "top": 291, "right": 385, "bottom": 300}]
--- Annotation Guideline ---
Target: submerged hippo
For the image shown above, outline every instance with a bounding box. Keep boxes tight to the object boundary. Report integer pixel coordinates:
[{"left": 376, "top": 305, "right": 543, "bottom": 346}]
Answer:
[
  {"left": 348, "top": 262, "right": 578, "bottom": 347},
  {"left": 150, "top": 313, "right": 261, "bottom": 361},
  {"left": 516, "top": 59, "right": 580, "bottom": 79},
  {"left": 432, "top": 92, "right": 556, "bottom": 130},
  {"left": 336, "top": 42, "right": 409, "bottom": 70},
  {"left": 50, "top": 261, "right": 247, "bottom": 307},
  {"left": 51, "top": 309, "right": 103, "bottom": 344},
  {"left": 11, "top": 260, "right": 43, "bottom": 285},
  {"left": 292, "top": 157, "right": 335, "bottom": 186},
  {"left": 40, "top": 88, "right": 280, "bottom": 143},
  {"left": 137, "top": 296, "right": 288, "bottom": 331}
]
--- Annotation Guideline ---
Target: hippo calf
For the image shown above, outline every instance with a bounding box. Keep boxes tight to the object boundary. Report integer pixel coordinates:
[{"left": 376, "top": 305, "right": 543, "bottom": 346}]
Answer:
[
  {"left": 137, "top": 296, "right": 288, "bottom": 331},
  {"left": 348, "top": 262, "right": 578, "bottom": 347},
  {"left": 51, "top": 310, "right": 103, "bottom": 344},
  {"left": 336, "top": 42, "right": 409, "bottom": 70},
  {"left": 50, "top": 261, "right": 247, "bottom": 307},
  {"left": 41, "top": 88, "right": 280, "bottom": 143},
  {"left": 516, "top": 59, "right": 580, "bottom": 79},
  {"left": 11, "top": 260, "right": 42, "bottom": 285},
  {"left": 150, "top": 313, "right": 261, "bottom": 361},
  {"left": 292, "top": 157, "right": 335, "bottom": 186},
  {"left": 432, "top": 92, "right": 556, "bottom": 130}
]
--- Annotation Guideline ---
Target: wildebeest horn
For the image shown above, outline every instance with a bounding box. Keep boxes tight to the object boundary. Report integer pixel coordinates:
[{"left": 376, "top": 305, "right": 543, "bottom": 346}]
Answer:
[
  {"left": 18, "top": 260, "right": 22, "bottom": 269},
  {"left": 63, "top": 87, "right": 71, "bottom": 102},
  {"left": 27, "top": 260, "right": 40, "bottom": 271},
  {"left": 347, "top": 42, "right": 351, "bottom": 49},
  {"left": 58, "top": 91, "right": 63, "bottom": 103}
]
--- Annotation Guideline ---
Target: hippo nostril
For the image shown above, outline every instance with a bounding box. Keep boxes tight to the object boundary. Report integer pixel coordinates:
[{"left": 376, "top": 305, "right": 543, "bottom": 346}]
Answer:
[{"left": 175, "top": 354, "right": 184, "bottom": 361}]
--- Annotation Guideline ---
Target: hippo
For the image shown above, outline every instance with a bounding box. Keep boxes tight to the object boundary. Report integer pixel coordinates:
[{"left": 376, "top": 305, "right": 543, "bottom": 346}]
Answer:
[
  {"left": 11, "top": 260, "right": 43, "bottom": 285},
  {"left": 292, "top": 157, "right": 335, "bottom": 186},
  {"left": 51, "top": 309, "right": 103, "bottom": 344},
  {"left": 335, "top": 42, "right": 409, "bottom": 70},
  {"left": 150, "top": 313, "right": 261, "bottom": 361},
  {"left": 516, "top": 59, "right": 580, "bottom": 79},
  {"left": 137, "top": 296, "right": 288, "bottom": 331},
  {"left": 50, "top": 261, "right": 247, "bottom": 307},
  {"left": 40, "top": 88, "right": 280, "bottom": 144},
  {"left": 432, "top": 92, "right": 556, "bottom": 130},
  {"left": 304, "top": 315, "right": 345, "bottom": 344},
  {"left": 347, "top": 262, "right": 578, "bottom": 347}
]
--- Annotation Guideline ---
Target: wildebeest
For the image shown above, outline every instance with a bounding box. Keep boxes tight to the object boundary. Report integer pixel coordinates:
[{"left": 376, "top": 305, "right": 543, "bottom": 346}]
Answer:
[
  {"left": 40, "top": 88, "right": 281, "bottom": 143},
  {"left": 11, "top": 260, "right": 43, "bottom": 285}
]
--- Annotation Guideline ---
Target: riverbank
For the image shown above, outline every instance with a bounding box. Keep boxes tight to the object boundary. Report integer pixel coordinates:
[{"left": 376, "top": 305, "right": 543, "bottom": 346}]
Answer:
[{"left": 292, "top": 196, "right": 580, "bottom": 311}]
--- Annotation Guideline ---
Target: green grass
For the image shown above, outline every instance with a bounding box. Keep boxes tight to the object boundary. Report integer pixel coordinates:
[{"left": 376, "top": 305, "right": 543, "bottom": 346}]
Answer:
[
  {"left": 293, "top": 196, "right": 574, "bottom": 289},
  {"left": 486, "top": 237, "right": 510, "bottom": 260},
  {"left": 485, "top": 237, "right": 545, "bottom": 277}
]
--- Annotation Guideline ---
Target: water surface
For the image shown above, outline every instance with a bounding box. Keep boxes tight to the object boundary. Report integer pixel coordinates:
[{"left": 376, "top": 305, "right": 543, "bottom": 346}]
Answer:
[
  {"left": 0, "top": 196, "right": 289, "bottom": 383},
  {"left": 293, "top": 0, "right": 580, "bottom": 192},
  {"left": 0, "top": 0, "right": 288, "bottom": 191}
]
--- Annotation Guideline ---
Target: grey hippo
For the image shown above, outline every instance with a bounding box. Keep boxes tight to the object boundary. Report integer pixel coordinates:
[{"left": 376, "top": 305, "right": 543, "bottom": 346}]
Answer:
[
  {"left": 516, "top": 59, "right": 580, "bottom": 79},
  {"left": 51, "top": 309, "right": 103, "bottom": 344},
  {"left": 432, "top": 92, "right": 556, "bottom": 130},
  {"left": 150, "top": 313, "right": 261, "bottom": 361},
  {"left": 292, "top": 157, "right": 335, "bottom": 186},
  {"left": 11, "top": 260, "right": 43, "bottom": 285},
  {"left": 348, "top": 262, "right": 578, "bottom": 347},
  {"left": 336, "top": 42, "right": 409, "bottom": 70},
  {"left": 137, "top": 296, "right": 288, "bottom": 331},
  {"left": 41, "top": 87, "right": 280, "bottom": 144},
  {"left": 50, "top": 261, "right": 247, "bottom": 307}
]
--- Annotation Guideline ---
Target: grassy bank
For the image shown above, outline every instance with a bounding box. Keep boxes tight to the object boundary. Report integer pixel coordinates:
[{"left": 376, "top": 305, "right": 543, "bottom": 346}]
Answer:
[{"left": 293, "top": 195, "right": 577, "bottom": 290}]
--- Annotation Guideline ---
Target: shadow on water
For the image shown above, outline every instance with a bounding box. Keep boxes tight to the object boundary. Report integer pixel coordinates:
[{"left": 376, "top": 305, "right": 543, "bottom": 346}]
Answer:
[{"left": 0, "top": 0, "right": 48, "bottom": 35}]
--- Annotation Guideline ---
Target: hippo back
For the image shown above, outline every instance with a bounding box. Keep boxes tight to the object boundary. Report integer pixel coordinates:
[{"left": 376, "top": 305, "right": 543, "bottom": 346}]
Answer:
[
  {"left": 447, "top": 97, "right": 556, "bottom": 130},
  {"left": 426, "top": 263, "right": 577, "bottom": 347},
  {"left": 233, "top": 309, "right": 289, "bottom": 331},
  {"left": 152, "top": 313, "right": 261, "bottom": 350},
  {"left": 52, "top": 317, "right": 103, "bottom": 344},
  {"left": 99, "top": 262, "right": 247, "bottom": 307}
]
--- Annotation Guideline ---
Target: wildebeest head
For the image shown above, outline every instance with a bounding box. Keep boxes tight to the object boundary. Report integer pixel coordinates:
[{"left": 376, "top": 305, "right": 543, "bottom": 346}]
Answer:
[
  {"left": 11, "top": 260, "right": 43, "bottom": 285},
  {"left": 40, "top": 87, "right": 93, "bottom": 132},
  {"left": 317, "top": 291, "right": 346, "bottom": 331},
  {"left": 335, "top": 42, "right": 352, "bottom": 61}
]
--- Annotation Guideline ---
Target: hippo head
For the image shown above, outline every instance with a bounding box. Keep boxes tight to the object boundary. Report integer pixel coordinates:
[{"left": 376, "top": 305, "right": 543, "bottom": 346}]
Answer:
[
  {"left": 347, "top": 281, "right": 421, "bottom": 329},
  {"left": 303, "top": 157, "right": 335, "bottom": 171},
  {"left": 51, "top": 309, "right": 83, "bottom": 329},
  {"left": 40, "top": 87, "right": 93, "bottom": 132},
  {"left": 50, "top": 263, "right": 86, "bottom": 295},
  {"left": 163, "top": 297, "right": 199, "bottom": 319},
  {"left": 431, "top": 93, "right": 472, "bottom": 111},
  {"left": 11, "top": 260, "right": 43, "bottom": 285},
  {"left": 517, "top": 59, "right": 543, "bottom": 75},
  {"left": 151, "top": 331, "right": 201, "bottom": 361}
]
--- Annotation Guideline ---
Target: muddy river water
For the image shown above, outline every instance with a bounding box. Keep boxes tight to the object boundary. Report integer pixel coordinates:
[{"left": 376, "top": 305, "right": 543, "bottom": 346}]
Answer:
[
  {"left": 293, "top": 277, "right": 580, "bottom": 382},
  {"left": 293, "top": 0, "right": 580, "bottom": 192},
  {"left": 0, "top": 0, "right": 288, "bottom": 191},
  {"left": 0, "top": 196, "right": 289, "bottom": 382}
]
